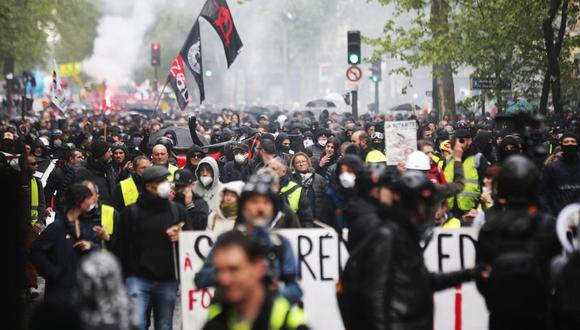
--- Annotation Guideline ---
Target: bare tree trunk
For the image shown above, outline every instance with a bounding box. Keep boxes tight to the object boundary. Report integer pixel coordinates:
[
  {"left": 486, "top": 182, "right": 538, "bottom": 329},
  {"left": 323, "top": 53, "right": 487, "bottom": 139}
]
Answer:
[
  {"left": 540, "top": 70, "right": 551, "bottom": 114},
  {"left": 431, "top": 0, "right": 456, "bottom": 118},
  {"left": 543, "top": 0, "right": 568, "bottom": 114}
]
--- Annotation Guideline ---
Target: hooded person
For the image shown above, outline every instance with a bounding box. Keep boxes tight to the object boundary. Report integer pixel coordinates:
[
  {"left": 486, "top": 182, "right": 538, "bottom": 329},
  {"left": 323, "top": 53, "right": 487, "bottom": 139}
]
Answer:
[
  {"left": 185, "top": 144, "right": 207, "bottom": 179},
  {"left": 207, "top": 181, "right": 245, "bottom": 234},
  {"left": 222, "top": 142, "right": 256, "bottom": 183},
  {"left": 307, "top": 128, "right": 330, "bottom": 160},
  {"left": 319, "top": 154, "right": 365, "bottom": 230},
  {"left": 111, "top": 144, "right": 130, "bottom": 183},
  {"left": 497, "top": 135, "right": 522, "bottom": 163},
  {"left": 172, "top": 168, "right": 210, "bottom": 230},
  {"left": 74, "top": 140, "right": 116, "bottom": 205},
  {"left": 72, "top": 252, "right": 131, "bottom": 330},
  {"left": 274, "top": 132, "right": 293, "bottom": 165},
  {"left": 540, "top": 131, "right": 580, "bottom": 217},
  {"left": 193, "top": 156, "right": 223, "bottom": 213}
]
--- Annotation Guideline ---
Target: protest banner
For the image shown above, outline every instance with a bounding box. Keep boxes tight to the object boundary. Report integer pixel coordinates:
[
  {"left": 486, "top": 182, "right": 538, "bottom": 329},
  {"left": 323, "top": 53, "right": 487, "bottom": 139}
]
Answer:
[
  {"left": 384, "top": 120, "right": 417, "bottom": 165},
  {"left": 179, "top": 228, "right": 487, "bottom": 330}
]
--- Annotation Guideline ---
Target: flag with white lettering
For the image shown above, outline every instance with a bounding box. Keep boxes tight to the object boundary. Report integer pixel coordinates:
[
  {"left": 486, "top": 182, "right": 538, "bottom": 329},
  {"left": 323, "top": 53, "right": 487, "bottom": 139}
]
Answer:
[
  {"left": 200, "top": 0, "right": 243, "bottom": 67},
  {"left": 167, "top": 55, "right": 190, "bottom": 110},
  {"left": 51, "top": 60, "right": 67, "bottom": 111},
  {"left": 179, "top": 20, "right": 205, "bottom": 103}
]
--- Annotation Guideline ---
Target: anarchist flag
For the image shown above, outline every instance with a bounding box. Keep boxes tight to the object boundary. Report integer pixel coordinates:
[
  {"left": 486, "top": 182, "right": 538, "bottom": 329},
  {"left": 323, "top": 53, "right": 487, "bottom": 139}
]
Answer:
[
  {"left": 167, "top": 54, "right": 191, "bottom": 110},
  {"left": 200, "top": 0, "right": 243, "bottom": 67},
  {"left": 179, "top": 20, "right": 205, "bottom": 103}
]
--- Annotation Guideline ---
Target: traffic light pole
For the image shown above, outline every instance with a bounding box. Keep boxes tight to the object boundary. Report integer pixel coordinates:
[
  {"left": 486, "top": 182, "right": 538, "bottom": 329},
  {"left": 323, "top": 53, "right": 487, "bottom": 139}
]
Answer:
[
  {"left": 374, "top": 81, "right": 379, "bottom": 113},
  {"left": 154, "top": 65, "right": 159, "bottom": 93},
  {"left": 352, "top": 90, "right": 358, "bottom": 119}
]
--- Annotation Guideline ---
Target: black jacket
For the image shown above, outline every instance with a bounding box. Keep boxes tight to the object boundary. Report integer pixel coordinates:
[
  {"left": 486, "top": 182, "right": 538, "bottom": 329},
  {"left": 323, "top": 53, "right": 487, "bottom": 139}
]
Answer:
[
  {"left": 31, "top": 216, "right": 100, "bottom": 301},
  {"left": 114, "top": 192, "right": 187, "bottom": 281},
  {"left": 221, "top": 159, "right": 256, "bottom": 183},
  {"left": 540, "top": 157, "right": 580, "bottom": 217},
  {"left": 74, "top": 158, "right": 116, "bottom": 205},
  {"left": 475, "top": 207, "right": 560, "bottom": 329},
  {"left": 339, "top": 205, "right": 475, "bottom": 330},
  {"left": 44, "top": 163, "right": 76, "bottom": 212},
  {"left": 174, "top": 192, "right": 210, "bottom": 230},
  {"left": 291, "top": 172, "right": 328, "bottom": 220}
]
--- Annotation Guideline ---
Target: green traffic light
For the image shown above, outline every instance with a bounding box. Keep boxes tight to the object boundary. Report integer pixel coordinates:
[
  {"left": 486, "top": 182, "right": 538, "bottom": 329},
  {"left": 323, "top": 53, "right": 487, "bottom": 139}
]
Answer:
[
  {"left": 370, "top": 76, "right": 379, "bottom": 83},
  {"left": 205, "top": 70, "right": 213, "bottom": 77},
  {"left": 349, "top": 54, "right": 360, "bottom": 65}
]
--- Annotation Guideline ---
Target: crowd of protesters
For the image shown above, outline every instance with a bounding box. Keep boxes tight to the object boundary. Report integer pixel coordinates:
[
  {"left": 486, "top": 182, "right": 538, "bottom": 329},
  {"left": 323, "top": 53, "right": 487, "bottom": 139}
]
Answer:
[{"left": 4, "top": 103, "right": 580, "bottom": 330}]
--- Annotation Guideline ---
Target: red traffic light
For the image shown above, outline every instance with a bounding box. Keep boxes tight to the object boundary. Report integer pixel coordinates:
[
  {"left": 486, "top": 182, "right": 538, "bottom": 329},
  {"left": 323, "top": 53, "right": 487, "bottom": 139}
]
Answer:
[{"left": 151, "top": 43, "right": 160, "bottom": 50}]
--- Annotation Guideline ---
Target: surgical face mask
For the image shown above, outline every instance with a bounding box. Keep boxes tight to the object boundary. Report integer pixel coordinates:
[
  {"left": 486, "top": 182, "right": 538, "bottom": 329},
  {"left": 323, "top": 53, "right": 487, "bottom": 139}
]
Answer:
[
  {"left": 200, "top": 176, "right": 213, "bottom": 187},
  {"left": 234, "top": 154, "right": 246, "bottom": 164},
  {"left": 482, "top": 186, "right": 492, "bottom": 196},
  {"left": 156, "top": 181, "right": 171, "bottom": 199},
  {"left": 88, "top": 203, "right": 97, "bottom": 212},
  {"left": 53, "top": 139, "right": 62, "bottom": 147},
  {"left": 303, "top": 139, "right": 314, "bottom": 148},
  {"left": 339, "top": 172, "right": 356, "bottom": 189},
  {"left": 318, "top": 138, "right": 327, "bottom": 147}
]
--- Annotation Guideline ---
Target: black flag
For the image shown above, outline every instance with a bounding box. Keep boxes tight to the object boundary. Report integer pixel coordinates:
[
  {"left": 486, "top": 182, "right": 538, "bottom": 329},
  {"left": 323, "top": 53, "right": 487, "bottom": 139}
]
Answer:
[
  {"left": 200, "top": 0, "right": 243, "bottom": 67},
  {"left": 179, "top": 20, "right": 205, "bottom": 103},
  {"left": 167, "top": 54, "right": 190, "bottom": 110}
]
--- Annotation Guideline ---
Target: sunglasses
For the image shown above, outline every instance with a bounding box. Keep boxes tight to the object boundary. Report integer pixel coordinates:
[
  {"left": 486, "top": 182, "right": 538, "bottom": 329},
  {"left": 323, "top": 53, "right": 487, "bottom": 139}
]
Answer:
[{"left": 192, "top": 153, "right": 204, "bottom": 159}]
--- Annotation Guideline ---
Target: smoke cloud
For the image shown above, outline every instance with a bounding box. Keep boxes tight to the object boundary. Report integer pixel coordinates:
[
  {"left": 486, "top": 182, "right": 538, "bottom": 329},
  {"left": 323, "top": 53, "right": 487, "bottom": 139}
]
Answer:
[{"left": 82, "top": 0, "right": 163, "bottom": 86}]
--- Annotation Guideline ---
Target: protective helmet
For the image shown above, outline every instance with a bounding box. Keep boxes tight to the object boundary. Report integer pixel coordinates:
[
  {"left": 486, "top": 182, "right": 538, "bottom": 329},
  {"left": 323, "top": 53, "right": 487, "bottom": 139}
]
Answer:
[
  {"left": 406, "top": 151, "right": 431, "bottom": 171},
  {"left": 391, "top": 170, "right": 440, "bottom": 210},
  {"left": 154, "top": 136, "right": 174, "bottom": 154},
  {"left": 495, "top": 155, "right": 539, "bottom": 205},
  {"left": 439, "top": 140, "right": 451, "bottom": 153},
  {"left": 240, "top": 174, "right": 278, "bottom": 210}
]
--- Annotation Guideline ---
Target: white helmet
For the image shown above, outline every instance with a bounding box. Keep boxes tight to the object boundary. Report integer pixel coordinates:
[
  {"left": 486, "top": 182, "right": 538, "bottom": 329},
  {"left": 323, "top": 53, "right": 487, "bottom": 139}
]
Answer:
[{"left": 406, "top": 151, "right": 431, "bottom": 171}]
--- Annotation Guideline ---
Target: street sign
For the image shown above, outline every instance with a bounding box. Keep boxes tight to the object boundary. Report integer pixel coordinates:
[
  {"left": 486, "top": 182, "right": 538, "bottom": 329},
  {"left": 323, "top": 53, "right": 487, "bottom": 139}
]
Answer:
[
  {"left": 346, "top": 65, "right": 362, "bottom": 82},
  {"left": 472, "top": 78, "right": 511, "bottom": 90}
]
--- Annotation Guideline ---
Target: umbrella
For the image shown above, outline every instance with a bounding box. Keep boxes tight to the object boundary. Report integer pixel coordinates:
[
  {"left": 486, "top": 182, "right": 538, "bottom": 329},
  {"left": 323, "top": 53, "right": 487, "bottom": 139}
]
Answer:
[
  {"left": 245, "top": 106, "right": 270, "bottom": 116},
  {"left": 506, "top": 100, "right": 533, "bottom": 113},
  {"left": 149, "top": 126, "right": 208, "bottom": 150},
  {"left": 306, "top": 99, "right": 336, "bottom": 108},
  {"left": 391, "top": 103, "right": 421, "bottom": 112}
]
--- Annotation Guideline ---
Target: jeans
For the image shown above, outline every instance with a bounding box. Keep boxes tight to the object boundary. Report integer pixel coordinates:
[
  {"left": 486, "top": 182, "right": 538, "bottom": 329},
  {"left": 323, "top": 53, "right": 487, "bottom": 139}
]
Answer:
[{"left": 126, "top": 276, "right": 178, "bottom": 330}]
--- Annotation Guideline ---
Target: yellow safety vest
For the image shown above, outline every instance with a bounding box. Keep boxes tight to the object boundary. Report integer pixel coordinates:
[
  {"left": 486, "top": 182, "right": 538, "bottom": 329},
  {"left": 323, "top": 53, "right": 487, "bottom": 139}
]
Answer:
[
  {"left": 101, "top": 204, "right": 115, "bottom": 235},
  {"left": 365, "top": 149, "right": 387, "bottom": 164},
  {"left": 208, "top": 297, "right": 306, "bottom": 330},
  {"left": 120, "top": 177, "right": 139, "bottom": 206},
  {"left": 280, "top": 181, "right": 302, "bottom": 213},
  {"left": 31, "top": 178, "right": 39, "bottom": 225},
  {"left": 444, "top": 155, "right": 481, "bottom": 212},
  {"left": 442, "top": 217, "right": 461, "bottom": 229},
  {"left": 168, "top": 164, "right": 178, "bottom": 181},
  {"left": 433, "top": 154, "right": 445, "bottom": 169}
]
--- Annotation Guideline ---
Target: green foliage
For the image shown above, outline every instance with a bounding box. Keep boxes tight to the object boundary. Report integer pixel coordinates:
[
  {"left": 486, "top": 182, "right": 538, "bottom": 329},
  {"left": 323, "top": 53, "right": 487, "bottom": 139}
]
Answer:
[
  {"left": 369, "top": 0, "right": 580, "bottom": 105},
  {"left": 0, "top": 0, "right": 99, "bottom": 72}
]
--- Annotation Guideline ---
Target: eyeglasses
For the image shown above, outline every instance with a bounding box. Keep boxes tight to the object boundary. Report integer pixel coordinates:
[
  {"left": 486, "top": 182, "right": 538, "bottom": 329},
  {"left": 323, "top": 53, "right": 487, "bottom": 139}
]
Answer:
[{"left": 192, "top": 153, "right": 204, "bottom": 159}]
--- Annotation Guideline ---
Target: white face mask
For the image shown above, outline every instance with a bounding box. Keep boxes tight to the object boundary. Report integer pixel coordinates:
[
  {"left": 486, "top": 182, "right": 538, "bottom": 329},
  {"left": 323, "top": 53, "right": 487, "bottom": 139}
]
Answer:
[
  {"left": 156, "top": 181, "right": 171, "bottom": 199},
  {"left": 339, "top": 172, "right": 356, "bottom": 189},
  {"left": 234, "top": 154, "right": 246, "bottom": 164},
  {"left": 318, "top": 138, "right": 327, "bottom": 147},
  {"left": 200, "top": 176, "right": 213, "bottom": 187},
  {"left": 303, "top": 139, "right": 314, "bottom": 148},
  {"left": 88, "top": 203, "right": 97, "bottom": 211}
]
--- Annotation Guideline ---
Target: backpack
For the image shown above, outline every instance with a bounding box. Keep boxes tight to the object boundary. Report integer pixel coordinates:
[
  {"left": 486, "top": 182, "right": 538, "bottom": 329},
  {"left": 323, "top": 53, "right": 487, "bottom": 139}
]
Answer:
[{"left": 486, "top": 213, "right": 547, "bottom": 316}]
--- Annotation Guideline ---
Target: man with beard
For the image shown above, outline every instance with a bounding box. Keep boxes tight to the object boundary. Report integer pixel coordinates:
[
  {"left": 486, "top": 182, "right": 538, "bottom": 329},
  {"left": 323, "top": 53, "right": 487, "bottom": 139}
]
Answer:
[
  {"left": 111, "top": 144, "right": 131, "bottom": 183},
  {"left": 73, "top": 140, "right": 115, "bottom": 205},
  {"left": 540, "top": 131, "right": 580, "bottom": 217}
]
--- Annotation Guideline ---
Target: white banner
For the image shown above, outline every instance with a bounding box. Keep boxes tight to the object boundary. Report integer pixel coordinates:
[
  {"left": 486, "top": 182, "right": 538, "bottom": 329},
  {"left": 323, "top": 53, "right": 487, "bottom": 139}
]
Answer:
[
  {"left": 384, "top": 120, "right": 417, "bottom": 165},
  {"left": 179, "top": 228, "right": 487, "bottom": 330}
]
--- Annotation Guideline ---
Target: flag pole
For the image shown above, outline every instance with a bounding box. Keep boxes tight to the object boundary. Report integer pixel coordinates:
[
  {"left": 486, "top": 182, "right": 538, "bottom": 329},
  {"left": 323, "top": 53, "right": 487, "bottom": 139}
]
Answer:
[{"left": 154, "top": 79, "right": 169, "bottom": 111}]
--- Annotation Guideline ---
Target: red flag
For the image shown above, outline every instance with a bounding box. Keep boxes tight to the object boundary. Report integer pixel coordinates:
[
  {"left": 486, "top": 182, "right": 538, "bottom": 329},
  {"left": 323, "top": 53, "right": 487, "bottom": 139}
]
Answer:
[{"left": 167, "top": 55, "right": 190, "bottom": 110}]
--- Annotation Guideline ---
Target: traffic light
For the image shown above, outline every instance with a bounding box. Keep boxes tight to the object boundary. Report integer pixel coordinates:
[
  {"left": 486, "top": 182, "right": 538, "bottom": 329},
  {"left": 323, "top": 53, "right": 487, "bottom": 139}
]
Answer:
[
  {"left": 204, "top": 69, "right": 213, "bottom": 77},
  {"left": 369, "top": 60, "right": 381, "bottom": 83},
  {"left": 347, "top": 31, "right": 361, "bottom": 65},
  {"left": 151, "top": 43, "right": 160, "bottom": 67}
]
